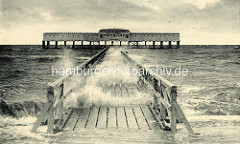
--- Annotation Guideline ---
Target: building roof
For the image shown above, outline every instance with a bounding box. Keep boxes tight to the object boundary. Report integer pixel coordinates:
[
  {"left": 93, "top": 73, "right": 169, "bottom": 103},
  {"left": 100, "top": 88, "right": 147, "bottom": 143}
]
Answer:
[{"left": 99, "top": 28, "right": 130, "bottom": 33}]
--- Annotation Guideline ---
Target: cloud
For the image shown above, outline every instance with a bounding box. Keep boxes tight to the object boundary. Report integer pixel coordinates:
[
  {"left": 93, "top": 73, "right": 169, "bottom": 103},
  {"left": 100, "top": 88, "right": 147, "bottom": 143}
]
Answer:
[
  {"left": 0, "top": 0, "right": 239, "bottom": 44},
  {"left": 182, "top": 0, "right": 220, "bottom": 9}
]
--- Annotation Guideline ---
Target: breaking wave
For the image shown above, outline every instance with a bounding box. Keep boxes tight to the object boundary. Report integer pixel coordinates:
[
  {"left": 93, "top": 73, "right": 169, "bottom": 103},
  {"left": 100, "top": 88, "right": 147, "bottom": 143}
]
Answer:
[{"left": 64, "top": 47, "right": 151, "bottom": 108}]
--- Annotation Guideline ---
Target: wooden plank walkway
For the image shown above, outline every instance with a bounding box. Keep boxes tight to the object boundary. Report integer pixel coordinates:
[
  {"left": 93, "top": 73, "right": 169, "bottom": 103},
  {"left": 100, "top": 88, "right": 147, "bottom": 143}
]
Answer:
[
  {"left": 32, "top": 48, "right": 195, "bottom": 142},
  {"left": 64, "top": 105, "right": 161, "bottom": 131}
]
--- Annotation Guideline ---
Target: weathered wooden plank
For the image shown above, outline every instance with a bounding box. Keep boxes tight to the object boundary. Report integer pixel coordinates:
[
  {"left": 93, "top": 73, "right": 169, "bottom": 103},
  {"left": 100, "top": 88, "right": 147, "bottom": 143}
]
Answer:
[
  {"left": 141, "top": 106, "right": 160, "bottom": 130},
  {"left": 107, "top": 106, "right": 117, "bottom": 128},
  {"left": 134, "top": 107, "right": 150, "bottom": 130},
  {"left": 96, "top": 106, "right": 107, "bottom": 129},
  {"left": 85, "top": 106, "right": 100, "bottom": 129},
  {"left": 74, "top": 108, "right": 91, "bottom": 130},
  {"left": 64, "top": 108, "right": 82, "bottom": 131},
  {"left": 117, "top": 107, "right": 128, "bottom": 129},
  {"left": 125, "top": 107, "right": 139, "bottom": 129}
]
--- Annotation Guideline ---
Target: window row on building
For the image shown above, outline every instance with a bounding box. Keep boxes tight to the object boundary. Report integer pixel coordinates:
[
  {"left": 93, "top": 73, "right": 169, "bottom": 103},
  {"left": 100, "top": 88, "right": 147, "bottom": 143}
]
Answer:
[{"left": 99, "top": 34, "right": 129, "bottom": 38}]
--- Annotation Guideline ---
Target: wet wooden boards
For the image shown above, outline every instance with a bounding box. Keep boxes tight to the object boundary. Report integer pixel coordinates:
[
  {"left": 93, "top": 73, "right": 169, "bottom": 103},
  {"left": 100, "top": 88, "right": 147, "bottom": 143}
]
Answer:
[{"left": 64, "top": 105, "right": 161, "bottom": 131}]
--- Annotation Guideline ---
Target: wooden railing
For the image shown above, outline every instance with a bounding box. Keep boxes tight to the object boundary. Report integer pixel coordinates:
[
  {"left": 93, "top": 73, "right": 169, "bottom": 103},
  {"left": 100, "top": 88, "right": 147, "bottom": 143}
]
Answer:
[
  {"left": 32, "top": 47, "right": 109, "bottom": 133},
  {"left": 121, "top": 51, "right": 195, "bottom": 134}
]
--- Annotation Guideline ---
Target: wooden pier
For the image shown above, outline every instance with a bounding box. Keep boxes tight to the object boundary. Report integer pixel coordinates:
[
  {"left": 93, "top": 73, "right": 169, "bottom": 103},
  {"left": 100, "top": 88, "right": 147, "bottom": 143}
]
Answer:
[{"left": 32, "top": 47, "right": 195, "bottom": 143}]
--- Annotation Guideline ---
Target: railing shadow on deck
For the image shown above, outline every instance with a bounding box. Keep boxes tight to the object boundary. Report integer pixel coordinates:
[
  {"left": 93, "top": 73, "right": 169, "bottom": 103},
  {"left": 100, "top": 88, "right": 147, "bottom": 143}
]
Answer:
[
  {"left": 121, "top": 51, "right": 196, "bottom": 135},
  {"left": 31, "top": 47, "right": 109, "bottom": 133}
]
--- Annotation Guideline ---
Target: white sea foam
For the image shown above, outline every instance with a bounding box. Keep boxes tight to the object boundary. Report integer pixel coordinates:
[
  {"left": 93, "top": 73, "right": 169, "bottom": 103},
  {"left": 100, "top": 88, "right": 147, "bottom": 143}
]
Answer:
[
  {"left": 180, "top": 85, "right": 206, "bottom": 94},
  {"left": 64, "top": 47, "right": 151, "bottom": 108},
  {"left": 0, "top": 115, "right": 48, "bottom": 142}
]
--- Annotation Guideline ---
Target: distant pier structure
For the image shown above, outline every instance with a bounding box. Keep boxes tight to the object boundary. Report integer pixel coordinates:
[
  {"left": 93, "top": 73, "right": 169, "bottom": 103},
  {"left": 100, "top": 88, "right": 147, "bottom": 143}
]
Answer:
[{"left": 42, "top": 28, "right": 180, "bottom": 49}]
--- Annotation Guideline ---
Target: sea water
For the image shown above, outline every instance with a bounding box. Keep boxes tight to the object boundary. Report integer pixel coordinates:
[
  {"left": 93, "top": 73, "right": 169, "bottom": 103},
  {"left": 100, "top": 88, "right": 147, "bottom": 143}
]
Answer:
[{"left": 0, "top": 45, "right": 239, "bottom": 143}]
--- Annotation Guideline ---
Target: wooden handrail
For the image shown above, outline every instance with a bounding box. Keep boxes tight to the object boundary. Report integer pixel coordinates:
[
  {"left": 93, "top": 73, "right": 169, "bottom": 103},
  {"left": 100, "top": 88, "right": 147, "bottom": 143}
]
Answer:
[
  {"left": 121, "top": 51, "right": 174, "bottom": 88},
  {"left": 121, "top": 50, "right": 195, "bottom": 135},
  {"left": 32, "top": 47, "right": 109, "bottom": 133}
]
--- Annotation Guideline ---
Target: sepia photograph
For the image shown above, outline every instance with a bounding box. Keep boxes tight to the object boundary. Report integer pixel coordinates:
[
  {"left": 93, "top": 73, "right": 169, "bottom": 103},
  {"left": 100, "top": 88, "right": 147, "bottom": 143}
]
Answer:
[{"left": 0, "top": 0, "right": 240, "bottom": 143}]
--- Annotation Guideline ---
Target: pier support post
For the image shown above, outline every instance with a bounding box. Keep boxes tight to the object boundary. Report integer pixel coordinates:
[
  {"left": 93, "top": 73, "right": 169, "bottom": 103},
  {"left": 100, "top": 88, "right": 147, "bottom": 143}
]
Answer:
[
  {"left": 160, "top": 41, "right": 163, "bottom": 49},
  {"left": 81, "top": 41, "right": 83, "bottom": 48},
  {"left": 98, "top": 41, "right": 100, "bottom": 46},
  {"left": 42, "top": 41, "right": 45, "bottom": 49},
  {"left": 120, "top": 41, "right": 122, "bottom": 46},
  {"left": 64, "top": 41, "right": 66, "bottom": 46},
  {"left": 55, "top": 41, "right": 58, "bottom": 49},
  {"left": 128, "top": 41, "right": 130, "bottom": 46},
  {"left": 168, "top": 41, "right": 172, "bottom": 48},
  {"left": 111, "top": 41, "right": 113, "bottom": 46},
  {"left": 104, "top": 41, "right": 106, "bottom": 46},
  {"left": 90, "top": 41, "right": 92, "bottom": 46},
  {"left": 136, "top": 41, "right": 138, "bottom": 47},
  {"left": 176, "top": 41, "right": 180, "bottom": 48},
  {"left": 153, "top": 41, "right": 155, "bottom": 49},
  {"left": 72, "top": 41, "right": 75, "bottom": 49},
  {"left": 145, "top": 41, "right": 147, "bottom": 48},
  {"left": 47, "top": 41, "right": 50, "bottom": 48}
]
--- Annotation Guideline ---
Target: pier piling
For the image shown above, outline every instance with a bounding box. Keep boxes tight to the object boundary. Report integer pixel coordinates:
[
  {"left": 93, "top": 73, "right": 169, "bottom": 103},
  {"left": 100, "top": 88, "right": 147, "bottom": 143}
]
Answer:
[
  {"left": 55, "top": 41, "right": 58, "bottom": 49},
  {"left": 42, "top": 41, "right": 45, "bottom": 49},
  {"left": 72, "top": 41, "right": 75, "bottom": 49},
  {"left": 160, "top": 41, "right": 163, "bottom": 49},
  {"left": 47, "top": 41, "right": 50, "bottom": 48},
  {"left": 177, "top": 41, "right": 180, "bottom": 48},
  {"left": 168, "top": 41, "right": 172, "bottom": 48}
]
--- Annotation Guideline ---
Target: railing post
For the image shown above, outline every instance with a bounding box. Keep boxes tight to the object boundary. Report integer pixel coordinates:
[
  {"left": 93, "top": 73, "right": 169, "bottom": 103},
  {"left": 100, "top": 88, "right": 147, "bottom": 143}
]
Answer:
[
  {"left": 170, "top": 86, "right": 177, "bottom": 133},
  {"left": 47, "top": 86, "right": 54, "bottom": 133},
  {"left": 153, "top": 78, "right": 158, "bottom": 111},
  {"left": 59, "top": 83, "right": 64, "bottom": 125},
  {"left": 158, "top": 82, "right": 166, "bottom": 121}
]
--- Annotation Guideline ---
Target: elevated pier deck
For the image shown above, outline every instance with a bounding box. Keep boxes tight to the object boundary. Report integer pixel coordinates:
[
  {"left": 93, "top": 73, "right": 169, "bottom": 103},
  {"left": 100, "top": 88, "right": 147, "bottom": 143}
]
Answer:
[
  {"left": 42, "top": 28, "right": 180, "bottom": 49},
  {"left": 32, "top": 47, "right": 195, "bottom": 143}
]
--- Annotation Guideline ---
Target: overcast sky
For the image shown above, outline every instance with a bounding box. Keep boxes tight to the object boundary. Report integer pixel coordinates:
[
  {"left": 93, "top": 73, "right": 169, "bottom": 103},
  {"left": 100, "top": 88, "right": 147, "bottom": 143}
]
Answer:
[{"left": 0, "top": 0, "right": 239, "bottom": 44}]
